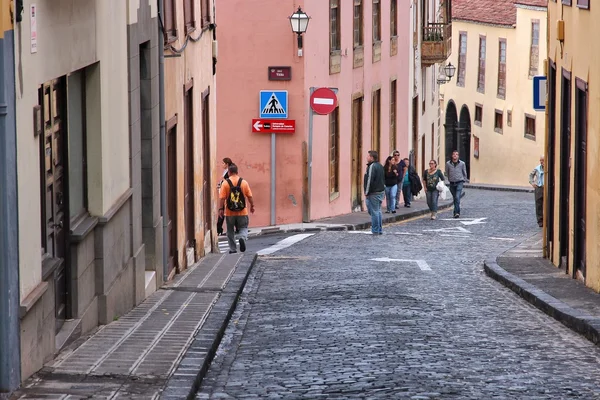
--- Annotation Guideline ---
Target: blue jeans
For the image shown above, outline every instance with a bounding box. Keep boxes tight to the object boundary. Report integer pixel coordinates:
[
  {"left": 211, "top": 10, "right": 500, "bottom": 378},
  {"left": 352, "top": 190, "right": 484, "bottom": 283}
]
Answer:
[
  {"left": 449, "top": 181, "right": 464, "bottom": 216},
  {"left": 426, "top": 189, "right": 439, "bottom": 212},
  {"left": 402, "top": 184, "right": 412, "bottom": 206},
  {"left": 384, "top": 185, "right": 397, "bottom": 212},
  {"left": 366, "top": 191, "right": 384, "bottom": 234}
]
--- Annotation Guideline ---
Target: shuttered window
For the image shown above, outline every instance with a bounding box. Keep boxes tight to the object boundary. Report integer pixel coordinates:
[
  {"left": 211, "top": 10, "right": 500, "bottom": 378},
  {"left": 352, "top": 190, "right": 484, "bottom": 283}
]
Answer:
[
  {"left": 497, "top": 39, "right": 507, "bottom": 99},
  {"left": 477, "top": 36, "right": 486, "bottom": 93}
]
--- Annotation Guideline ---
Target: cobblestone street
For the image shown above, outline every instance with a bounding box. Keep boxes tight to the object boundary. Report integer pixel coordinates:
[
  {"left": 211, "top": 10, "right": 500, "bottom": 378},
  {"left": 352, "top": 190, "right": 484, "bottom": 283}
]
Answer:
[{"left": 197, "top": 190, "right": 600, "bottom": 399}]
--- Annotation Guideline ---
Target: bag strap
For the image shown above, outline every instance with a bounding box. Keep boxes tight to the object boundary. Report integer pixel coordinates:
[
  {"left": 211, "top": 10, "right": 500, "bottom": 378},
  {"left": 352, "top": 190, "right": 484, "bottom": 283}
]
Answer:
[
  {"left": 236, "top": 178, "right": 243, "bottom": 188},
  {"left": 226, "top": 178, "right": 234, "bottom": 188}
]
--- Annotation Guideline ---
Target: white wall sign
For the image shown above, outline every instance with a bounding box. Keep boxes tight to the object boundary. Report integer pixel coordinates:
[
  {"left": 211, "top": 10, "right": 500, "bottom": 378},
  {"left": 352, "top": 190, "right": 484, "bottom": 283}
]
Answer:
[{"left": 30, "top": 4, "right": 38, "bottom": 54}]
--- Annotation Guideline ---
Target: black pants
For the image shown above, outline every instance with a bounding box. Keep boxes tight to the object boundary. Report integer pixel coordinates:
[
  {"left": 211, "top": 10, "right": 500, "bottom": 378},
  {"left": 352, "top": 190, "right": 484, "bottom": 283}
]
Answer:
[{"left": 535, "top": 186, "right": 544, "bottom": 224}]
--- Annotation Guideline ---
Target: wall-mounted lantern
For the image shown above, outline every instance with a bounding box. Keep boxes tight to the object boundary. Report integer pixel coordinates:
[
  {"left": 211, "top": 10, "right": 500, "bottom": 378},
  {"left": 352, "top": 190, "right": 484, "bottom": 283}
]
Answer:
[
  {"left": 437, "top": 62, "right": 456, "bottom": 84},
  {"left": 289, "top": 6, "right": 311, "bottom": 57}
]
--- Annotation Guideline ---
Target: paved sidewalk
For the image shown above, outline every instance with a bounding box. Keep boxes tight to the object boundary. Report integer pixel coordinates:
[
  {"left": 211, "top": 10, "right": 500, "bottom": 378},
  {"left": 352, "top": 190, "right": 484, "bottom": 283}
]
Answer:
[
  {"left": 11, "top": 253, "right": 257, "bottom": 399},
  {"left": 465, "top": 182, "right": 533, "bottom": 193},
  {"left": 485, "top": 232, "right": 600, "bottom": 345}
]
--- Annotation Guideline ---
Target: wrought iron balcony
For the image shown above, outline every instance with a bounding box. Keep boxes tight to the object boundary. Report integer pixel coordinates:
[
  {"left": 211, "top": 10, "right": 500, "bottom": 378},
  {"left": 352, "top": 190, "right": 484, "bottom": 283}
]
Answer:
[{"left": 422, "top": 22, "right": 452, "bottom": 66}]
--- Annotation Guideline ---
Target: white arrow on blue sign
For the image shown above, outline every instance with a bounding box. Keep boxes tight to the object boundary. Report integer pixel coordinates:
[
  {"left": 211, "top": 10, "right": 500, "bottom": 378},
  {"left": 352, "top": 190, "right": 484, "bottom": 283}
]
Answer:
[{"left": 533, "top": 76, "right": 546, "bottom": 111}]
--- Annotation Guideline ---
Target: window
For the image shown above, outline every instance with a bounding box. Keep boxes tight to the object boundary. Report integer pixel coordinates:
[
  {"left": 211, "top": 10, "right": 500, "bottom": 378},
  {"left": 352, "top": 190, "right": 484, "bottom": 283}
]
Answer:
[
  {"left": 529, "top": 20, "right": 540, "bottom": 77},
  {"left": 200, "top": 0, "right": 211, "bottom": 26},
  {"left": 353, "top": 0, "right": 364, "bottom": 48},
  {"left": 184, "top": 0, "right": 195, "bottom": 31},
  {"left": 457, "top": 32, "right": 467, "bottom": 87},
  {"left": 372, "top": 89, "right": 381, "bottom": 153},
  {"left": 330, "top": 0, "right": 341, "bottom": 52},
  {"left": 477, "top": 36, "right": 486, "bottom": 93},
  {"left": 163, "top": 0, "right": 177, "bottom": 42},
  {"left": 577, "top": 0, "right": 589, "bottom": 8},
  {"left": 498, "top": 39, "right": 507, "bottom": 98},
  {"left": 390, "top": 0, "right": 398, "bottom": 37},
  {"left": 422, "top": 67, "right": 426, "bottom": 114},
  {"left": 474, "top": 104, "right": 483, "bottom": 126},
  {"left": 562, "top": 0, "right": 572, "bottom": 5},
  {"left": 431, "top": 65, "right": 436, "bottom": 104},
  {"left": 373, "top": 0, "right": 381, "bottom": 42},
  {"left": 507, "top": 110, "right": 512, "bottom": 126},
  {"left": 494, "top": 110, "right": 503, "bottom": 133},
  {"left": 474, "top": 136, "right": 480, "bottom": 159},
  {"left": 390, "top": 80, "right": 397, "bottom": 149},
  {"left": 525, "top": 115, "right": 536, "bottom": 140},
  {"left": 329, "top": 107, "right": 340, "bottom": 195}
]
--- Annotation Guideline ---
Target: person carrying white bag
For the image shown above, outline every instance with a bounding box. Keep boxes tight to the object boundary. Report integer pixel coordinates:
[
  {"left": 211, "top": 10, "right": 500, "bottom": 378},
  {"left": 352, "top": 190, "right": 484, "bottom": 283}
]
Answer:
[{"left": 422, "top": 160, "right": 446, "bottom": 220}]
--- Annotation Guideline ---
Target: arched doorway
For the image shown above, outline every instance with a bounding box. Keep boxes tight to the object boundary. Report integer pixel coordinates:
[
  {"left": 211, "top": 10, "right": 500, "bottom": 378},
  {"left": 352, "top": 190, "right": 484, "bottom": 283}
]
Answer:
[
  {"left": 458, "top": 105, "right": 472, "bottom": 177},
  {"left": 444, "top": 101, "right": 458, "bottom": 162}
]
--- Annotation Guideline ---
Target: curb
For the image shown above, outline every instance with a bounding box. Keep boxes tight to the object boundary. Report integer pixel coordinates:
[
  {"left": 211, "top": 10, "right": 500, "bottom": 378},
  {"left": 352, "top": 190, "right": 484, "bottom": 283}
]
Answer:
[
  {"left": 464, "top": 184, "right": 533, "bottom": 193},
  {"left": 483, "top": 259, "right": 600, "bottom": 346},
  {"left": 160, "top": 253, "right": 259, "bottom": 400}
]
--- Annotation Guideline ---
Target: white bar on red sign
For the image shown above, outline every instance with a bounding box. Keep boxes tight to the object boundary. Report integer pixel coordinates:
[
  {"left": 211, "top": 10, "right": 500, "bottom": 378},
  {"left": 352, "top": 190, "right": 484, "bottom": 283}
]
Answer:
[{"left": 313, "top": 98, "right": 334, "bottom": 105}]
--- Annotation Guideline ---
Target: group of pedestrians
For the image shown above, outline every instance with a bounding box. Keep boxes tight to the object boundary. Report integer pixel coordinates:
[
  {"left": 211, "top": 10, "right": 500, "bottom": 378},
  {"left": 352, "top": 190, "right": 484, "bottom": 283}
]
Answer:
[{"left": 364, "top": 149, "right": 469, "bottom": 234}]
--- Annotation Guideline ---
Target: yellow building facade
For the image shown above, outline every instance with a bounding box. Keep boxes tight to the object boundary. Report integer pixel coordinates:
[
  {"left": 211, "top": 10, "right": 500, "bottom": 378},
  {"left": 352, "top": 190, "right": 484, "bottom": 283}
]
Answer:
[
  {"left": 546, "top": 0, "right": 598, "bottom": 290},
  {"left": 440, "top": 0, "right": 547, "bottom": 186}
]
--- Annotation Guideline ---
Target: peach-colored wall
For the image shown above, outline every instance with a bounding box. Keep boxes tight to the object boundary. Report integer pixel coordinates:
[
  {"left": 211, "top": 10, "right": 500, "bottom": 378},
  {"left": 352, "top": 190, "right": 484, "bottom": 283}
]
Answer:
[{"left": 217, "top": 0, "right": 410, "bottom": 226}]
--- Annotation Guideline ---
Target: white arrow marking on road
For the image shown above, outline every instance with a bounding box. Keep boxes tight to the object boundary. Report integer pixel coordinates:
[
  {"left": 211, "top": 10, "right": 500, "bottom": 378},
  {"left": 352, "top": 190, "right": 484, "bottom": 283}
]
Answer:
[
  {"left": 253, "top": 121, "right": 263, "bottom": 131},
  {"left": 313, "top": 97, "right": 335, "bottom": 105},
  {"left": 423, "top": 226, "right": 472, "bottom": 234},
  {"left": 489, "top": 237, "right": 515, "bottom": 241},
  {"left": 369, "top": 258, "right": 432, "bottom": 271},
  {"left": 460, "top": 217, "right": 487, "bottom": 226},
  {"left": 440, "top": 234, "right": 471, "bottom": 238}
]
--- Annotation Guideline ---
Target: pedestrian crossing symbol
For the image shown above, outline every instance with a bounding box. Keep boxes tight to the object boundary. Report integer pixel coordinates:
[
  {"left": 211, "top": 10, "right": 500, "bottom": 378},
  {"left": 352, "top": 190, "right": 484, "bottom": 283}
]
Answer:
[{"left": 260, "top": 90, "right": 288, "bottom": 119}]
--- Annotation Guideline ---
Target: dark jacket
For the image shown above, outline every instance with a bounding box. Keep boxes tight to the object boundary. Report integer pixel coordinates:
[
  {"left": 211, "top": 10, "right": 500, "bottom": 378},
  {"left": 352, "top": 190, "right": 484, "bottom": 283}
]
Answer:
[
  {"left": 364, "top": 161, "right": 385, "bottom": 195},
  {"left": 384, "top": 165, "right": 399, "bottom": 187},
  {"left": 396, "top": 159, "right": 407, "bottom": 183}
]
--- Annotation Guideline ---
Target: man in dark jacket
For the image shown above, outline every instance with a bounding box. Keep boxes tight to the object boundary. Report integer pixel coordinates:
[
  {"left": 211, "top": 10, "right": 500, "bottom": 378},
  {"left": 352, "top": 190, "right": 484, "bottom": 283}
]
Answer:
[{"left": 364, "top": 150, "right": 386, "bottom": 234}]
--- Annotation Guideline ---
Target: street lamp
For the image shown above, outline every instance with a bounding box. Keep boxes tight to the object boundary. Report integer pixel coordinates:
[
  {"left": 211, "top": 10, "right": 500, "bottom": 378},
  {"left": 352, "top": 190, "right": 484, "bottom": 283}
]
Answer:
[
  {"left": 289, "top": 6, "right": 310, "bottom": 57},
  {"left": 437, "top": 62, "right": 457, "bottom": 85},
  {"left": 444, "top": 62, "right": 456, "bottom": 80}
]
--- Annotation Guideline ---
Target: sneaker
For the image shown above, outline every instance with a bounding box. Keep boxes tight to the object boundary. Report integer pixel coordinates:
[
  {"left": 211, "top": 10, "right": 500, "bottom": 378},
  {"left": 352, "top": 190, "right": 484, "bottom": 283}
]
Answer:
[
  {"left": 432, "top": 214, "right": 437, "bottom": 220},
  {"left": 239, "top": 238, "right": 246, "bottom": 252},
  {"left": 404, "top": 204, "right": 411, "bottom": 208},
  {"left": 391, "top": 210, "right": 396, "bottom": 214},
  {"left": 454, "top": 213, "right": 460, "bottom": 219},
  {"left": 229, "top": 250, "right": 237, "bottom": 254},
  {"left": 385, "top": 210, "right": 391, "bottom": 214}
]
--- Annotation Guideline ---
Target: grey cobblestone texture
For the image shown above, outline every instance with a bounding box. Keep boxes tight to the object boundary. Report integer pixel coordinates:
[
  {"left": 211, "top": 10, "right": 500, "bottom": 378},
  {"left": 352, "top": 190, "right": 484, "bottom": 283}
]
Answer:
[{"left": 196, "top": 190, "right": 600, "bottom": 399}]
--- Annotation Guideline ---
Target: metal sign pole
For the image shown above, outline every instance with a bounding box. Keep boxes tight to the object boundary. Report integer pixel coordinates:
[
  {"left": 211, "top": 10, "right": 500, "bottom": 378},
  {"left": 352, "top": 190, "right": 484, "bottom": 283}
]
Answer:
[
  {"left": 271, "top": 132, "right": 276, "bottom": 226},
  {"left": 307, "top": 87, "right": 315, "bottom": 222}
]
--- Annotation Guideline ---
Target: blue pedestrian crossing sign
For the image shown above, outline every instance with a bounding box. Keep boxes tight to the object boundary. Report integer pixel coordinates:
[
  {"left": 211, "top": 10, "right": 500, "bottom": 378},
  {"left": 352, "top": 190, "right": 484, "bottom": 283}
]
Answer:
[{"left": 260, "top": 90, "right": 288, "bottom": 119}]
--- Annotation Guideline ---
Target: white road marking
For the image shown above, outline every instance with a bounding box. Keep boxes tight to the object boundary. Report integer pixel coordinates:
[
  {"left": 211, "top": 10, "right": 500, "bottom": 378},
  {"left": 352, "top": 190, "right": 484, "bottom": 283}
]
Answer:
[
  {"left": 489, "top": 237, "right": 516, "bottom": 241},
  {"left": 440, "top": 234, "right": 472, "bottom": 238},
  {"left": 395, "top": 232, "right": 424, "bottom": 236},
  {"left": 369, "top": 258, "right": 432, "bottom": 271},
  {"left": 423, "top": 226, "right": 472, "bottom": 234},
  {"left": 460, "top": 217, "right": 488, "bottom": 226},
  {"left": 257, "top": 234, "right": 314, "bottom": 255},
  {"left": 348, "top": 231, "right": 374, "bottom": 234}
]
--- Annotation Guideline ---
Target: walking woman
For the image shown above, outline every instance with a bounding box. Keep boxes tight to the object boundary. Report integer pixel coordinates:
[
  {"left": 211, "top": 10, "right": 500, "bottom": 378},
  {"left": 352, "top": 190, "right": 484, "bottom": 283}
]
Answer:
[
  {"left": 383, "top": 156, "right": 399, "bottom": 213},
  {"left": 422, "top": 159, "right": 445, "bottom": 220}
]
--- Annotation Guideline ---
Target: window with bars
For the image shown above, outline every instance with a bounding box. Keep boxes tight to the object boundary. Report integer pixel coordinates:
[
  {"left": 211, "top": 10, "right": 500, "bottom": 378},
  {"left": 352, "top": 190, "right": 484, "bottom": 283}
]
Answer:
[
  {"left": 494, "top": 109, "right": 503, "bottom": 133},
  {"left": 330, "top": 0, "right": 341, "bottom": 52},
  {"left": 390, "top": 80, "right": 397, "bottom": 150},
  {"left": 200, "top": 0, "right": 211, "bottom": 26},
  {"left": 529, "top": 20, "right": 540, "bottom": 77},
  {"left": 390, "top": 0, "right": 398, "bottom": 37},
  {"left": 497, "top": 39, "right": 507, "bottom": 99},
  {"left": 329, "top": 107, "right": 340, "bottom": 195},
  {"left": 525, "top": 115, "right": 536, "bottom": 140},
  {"left": 184, "top": 0, "right": 195, "bottom": 32},
  {"left": 457, "top": 32, "right": 467, "bottom": 87},
  {"left": 373, "top": 0, "right": 381, "bottom": 42},
  {"left": 163, "top": 0, "right": 177, "bottom": 42},
  {"left": 477, "top": 36, "right": 486, "bottom": 93},
  {"left": 354, "top": 0, "right": 364, "bottom": 48}
]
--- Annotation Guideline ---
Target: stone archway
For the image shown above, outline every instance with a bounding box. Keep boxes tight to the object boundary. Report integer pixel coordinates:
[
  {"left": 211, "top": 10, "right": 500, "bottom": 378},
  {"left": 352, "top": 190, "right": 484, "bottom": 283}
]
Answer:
[
  {"left": 458, "top": 105, "right": 472, "bottom": 177},
  {"left": 444, "top": 100, "right": 458, "bottom": 162}
]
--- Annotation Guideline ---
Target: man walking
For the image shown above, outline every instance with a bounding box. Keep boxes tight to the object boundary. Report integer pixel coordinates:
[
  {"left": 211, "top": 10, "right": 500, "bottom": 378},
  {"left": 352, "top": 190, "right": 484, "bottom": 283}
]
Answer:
[
  {"left": 445, "top": 150, "right": 468, "bottom": 218},
  {"left": 218, "top": 164, "right": 255, "bottom": 253},
  {"left": 364, "top": 150, "right": 386, "bottom": 234},
  {"left": 392, "top": 150, "right": 406, "bottom": 209},
  {"left": 529, "top": 155, "right": 545, "bottom": 227}
]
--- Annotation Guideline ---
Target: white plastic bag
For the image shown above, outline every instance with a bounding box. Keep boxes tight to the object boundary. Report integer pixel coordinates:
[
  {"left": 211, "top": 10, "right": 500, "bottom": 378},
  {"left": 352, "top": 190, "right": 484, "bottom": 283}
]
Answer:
[{"left": 437, "top": 180, "right": 449, "bottom": 200}]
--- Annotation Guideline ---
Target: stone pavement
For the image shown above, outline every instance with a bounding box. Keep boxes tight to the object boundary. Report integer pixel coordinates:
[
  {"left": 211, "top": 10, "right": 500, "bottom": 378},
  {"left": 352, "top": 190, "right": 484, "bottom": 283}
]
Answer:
[
  {"left": 10, "top": 253, "right": 257, "bottom": 399},
  {"left": 485, "top": 232, "right": 600, "bottom": 346},
  {"left": 196, "top": 190, "right": 600, "bottom": 399}
]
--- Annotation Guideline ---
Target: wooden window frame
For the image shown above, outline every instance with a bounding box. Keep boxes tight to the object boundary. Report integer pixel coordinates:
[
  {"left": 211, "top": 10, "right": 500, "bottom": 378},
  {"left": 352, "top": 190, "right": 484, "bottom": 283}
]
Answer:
[
  {"left": 329, "top": 107, "right": 340, "bottom": 199},
  {"left": 372, "top": 0, "right": 381, "bottom": 42},
  {"left": 163, "top": 0, "right": 178, "bottom": 43},
  {"left": 477, "top": 35, "right": 486, "bottom": 93},
  {"left": 494, "top": 109, "right": 503, "bottom": 134},
  {"left": 353, "top": 0, "right": 364, "bottom": 48},
  {"left": 474, "top": 104, "right": 483, "bottom": 126},
  {"left": 390, "top": 79, "right": 397, "bottom": 150},
  {"left": 371, "top": 88, "right": 381, "bottom": 154},
  {"left": 330, "top": 0, "right": 341, "bottom": 53},
  {"left": 524, "top": 114, "right": 536, "bottom": 141},
  {"left": 529, "top": 20, "right": 540, "bottom": 77},
  {"left": 390, "top": 0, "right": 398, "bottom": 37},
  {"left": 497, "top": 38, "right": 507, "bottom": 99},
  {"left": 200, "top": 0, "right": 211, "bottom": 27},
  {"left": 184, "top": 0, "right": 196, "bottom": 33},
  {"left": 577, "top": 0, "right": 589, "bottom": 9},
  {"left": 457, "top": 31, "right": 467, "bottom": 87},
  {"left": 562, "top": 0, "right": 572, "bottom": 5}
]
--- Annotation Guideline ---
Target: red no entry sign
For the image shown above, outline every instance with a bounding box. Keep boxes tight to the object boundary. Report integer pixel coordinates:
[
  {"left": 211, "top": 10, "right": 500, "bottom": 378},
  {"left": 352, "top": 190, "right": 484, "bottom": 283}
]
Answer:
[
  {"left": 310, "top": 88, "right": 338, "bottom": 115},
  {"left": 252, "top": 119, "right": 296, "bottom": 134}
]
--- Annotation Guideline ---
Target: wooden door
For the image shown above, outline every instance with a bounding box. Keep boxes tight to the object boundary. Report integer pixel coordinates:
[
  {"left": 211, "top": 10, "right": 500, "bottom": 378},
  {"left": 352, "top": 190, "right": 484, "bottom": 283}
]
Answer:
[
  {"left": 546, "top": 62, "right": 556, "bottom": 251},
  {"left": 184, "top": 86, "right": 195, "bottom": 258},
  {"left": 166, "top": 120, "right": 178, "bottom": 275},
  {"left": 574, "top": 79, "right": 587, "bottom": 279},
  {"left": 351, "top": 96, "right": 363, "bottom": 211},
  {"left": 202, "top": 92, "right": 212, "bottom": 237},
  {"left": 559, "top": 71, "right": 571, "bottom": 268},
  {"left": 40, "top": 79, "right": 68, "bottom": 333}
]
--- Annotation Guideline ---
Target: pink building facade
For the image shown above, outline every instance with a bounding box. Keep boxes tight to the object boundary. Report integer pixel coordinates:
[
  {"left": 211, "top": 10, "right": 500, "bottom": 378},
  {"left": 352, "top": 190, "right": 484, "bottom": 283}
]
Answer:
[{"left": 217, "top": 0, "right": 410, "bottom": 227}]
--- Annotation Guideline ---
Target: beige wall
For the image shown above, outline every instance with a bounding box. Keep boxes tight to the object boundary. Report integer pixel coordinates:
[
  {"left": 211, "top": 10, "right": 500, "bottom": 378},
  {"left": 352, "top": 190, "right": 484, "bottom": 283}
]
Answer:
[
  {"left": 15, "top": 0, "right": 130, "bottom": 299},
  {"left": 164, "top": 0, "right": 216, "bottom": 268},
  {"left": 441, "top": 7, "right": 547, "bottom": 186},
  {"left": 547, "top": 2, "right": 600, "bottom": 290}
]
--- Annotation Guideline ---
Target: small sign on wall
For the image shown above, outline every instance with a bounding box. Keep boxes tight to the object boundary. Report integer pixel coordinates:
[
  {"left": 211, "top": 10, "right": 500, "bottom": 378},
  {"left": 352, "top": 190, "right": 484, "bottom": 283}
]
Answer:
[
  {"left": 474, "top": 136, "right": 480, "bottom": 159},
  {"left": 268, "top": 66, "right": 291, "bottom": 81},
  {"left": 30, "top": 4, "right": 37, "bottom": 54}
]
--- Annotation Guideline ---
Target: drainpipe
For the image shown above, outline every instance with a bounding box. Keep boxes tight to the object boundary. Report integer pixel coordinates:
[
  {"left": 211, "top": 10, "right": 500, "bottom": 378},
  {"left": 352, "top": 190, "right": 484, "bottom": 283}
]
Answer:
[
  {"left": 158, "top": 0, "right": 168, "bottom": 282},
  {"left": 0, "top": 16, "right": 21, "bottom": 391}
]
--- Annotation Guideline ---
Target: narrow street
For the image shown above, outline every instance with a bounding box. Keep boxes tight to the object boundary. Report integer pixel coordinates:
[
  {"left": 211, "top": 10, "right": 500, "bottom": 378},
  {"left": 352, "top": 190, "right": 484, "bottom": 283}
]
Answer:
[{"left": 197, "top": 190, "right": 600, "bottom": 399}]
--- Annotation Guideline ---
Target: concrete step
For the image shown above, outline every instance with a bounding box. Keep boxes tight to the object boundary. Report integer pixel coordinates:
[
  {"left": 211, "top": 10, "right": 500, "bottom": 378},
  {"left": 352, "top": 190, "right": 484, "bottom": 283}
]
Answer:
[
  {"left": 145, "top": 271, "right": 156, "bottom": 298},
  {"left": 55, "top": 319, "right": 81, "bottom": 352}
]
